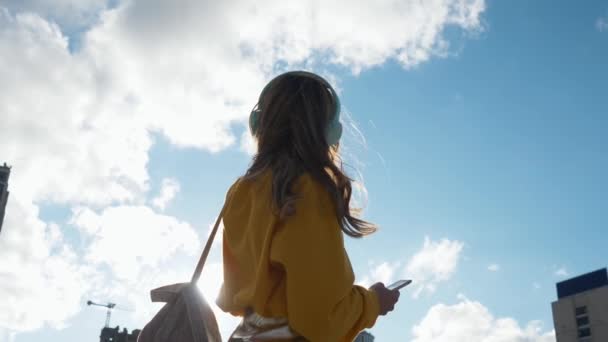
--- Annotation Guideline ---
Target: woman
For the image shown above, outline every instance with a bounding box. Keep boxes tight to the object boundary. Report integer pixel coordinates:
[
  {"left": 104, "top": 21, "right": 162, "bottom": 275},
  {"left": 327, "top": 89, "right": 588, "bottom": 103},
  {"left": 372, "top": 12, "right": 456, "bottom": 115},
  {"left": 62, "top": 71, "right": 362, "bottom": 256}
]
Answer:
[{"left": 217, "top": 71, "right": 400, "bottom": 341}]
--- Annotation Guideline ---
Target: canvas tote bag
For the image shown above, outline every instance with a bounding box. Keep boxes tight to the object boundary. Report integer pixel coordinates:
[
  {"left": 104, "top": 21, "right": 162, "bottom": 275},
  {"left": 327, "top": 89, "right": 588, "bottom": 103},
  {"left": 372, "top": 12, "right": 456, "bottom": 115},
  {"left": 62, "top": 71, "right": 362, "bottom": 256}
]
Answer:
[{"left": 137, "top": 204, "right": 226, "bottom": 342}]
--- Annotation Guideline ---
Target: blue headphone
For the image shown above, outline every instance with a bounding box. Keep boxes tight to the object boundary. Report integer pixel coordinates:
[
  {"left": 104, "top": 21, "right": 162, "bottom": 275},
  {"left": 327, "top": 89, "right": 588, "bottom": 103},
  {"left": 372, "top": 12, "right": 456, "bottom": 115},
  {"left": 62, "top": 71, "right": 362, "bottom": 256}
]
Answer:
[{"left": 249, "top": 71, "right": 343, "bottom": 146}]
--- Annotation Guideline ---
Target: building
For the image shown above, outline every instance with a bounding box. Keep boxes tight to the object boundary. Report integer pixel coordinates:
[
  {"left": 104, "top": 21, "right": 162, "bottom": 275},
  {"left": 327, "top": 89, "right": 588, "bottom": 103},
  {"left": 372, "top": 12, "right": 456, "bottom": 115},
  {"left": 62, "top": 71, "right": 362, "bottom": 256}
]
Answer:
[
  {"left": 552, "top": 268, "right": 608, "bottom": 342},
  {"left": 99, "top": 326, "right": 140, "bottom": 342},
  {"left": 0, "top": 163, "right": 10, "bottom": 234},
  {"left": 355, "top": 330, "right": 375, "bottom": 342}
]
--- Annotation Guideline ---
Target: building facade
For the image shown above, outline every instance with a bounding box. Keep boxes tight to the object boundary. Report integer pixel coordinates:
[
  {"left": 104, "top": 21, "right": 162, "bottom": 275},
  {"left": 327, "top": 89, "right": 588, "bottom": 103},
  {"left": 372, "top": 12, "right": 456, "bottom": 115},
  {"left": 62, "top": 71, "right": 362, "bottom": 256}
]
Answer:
[
  {"left": 0, "top": 163, "right": 10, "bottom": 234},
  {"left": 354, "top": 330, "right": 375, "bottom": 342},
  {"left": 552, "top": 268, "right": 608, "bottom": 342},
  {"left": 99, "top": 326, "right": 140, "bottom": 342}
]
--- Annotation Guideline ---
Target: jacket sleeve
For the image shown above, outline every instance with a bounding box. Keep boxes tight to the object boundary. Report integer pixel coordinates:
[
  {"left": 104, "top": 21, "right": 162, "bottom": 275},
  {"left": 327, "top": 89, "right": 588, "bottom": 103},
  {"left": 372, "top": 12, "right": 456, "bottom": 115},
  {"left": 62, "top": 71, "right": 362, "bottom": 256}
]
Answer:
[{"left": 269, "top": 177, "right": 380, "bottom": 341}]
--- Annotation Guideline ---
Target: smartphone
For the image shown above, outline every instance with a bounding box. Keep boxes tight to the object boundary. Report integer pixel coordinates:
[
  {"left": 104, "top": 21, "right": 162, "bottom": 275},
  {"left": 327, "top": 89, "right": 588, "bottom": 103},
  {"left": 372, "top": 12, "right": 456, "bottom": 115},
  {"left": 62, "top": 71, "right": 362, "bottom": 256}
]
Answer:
[{"left": 387, "top": 279, "right": 412, "bottom": 291}]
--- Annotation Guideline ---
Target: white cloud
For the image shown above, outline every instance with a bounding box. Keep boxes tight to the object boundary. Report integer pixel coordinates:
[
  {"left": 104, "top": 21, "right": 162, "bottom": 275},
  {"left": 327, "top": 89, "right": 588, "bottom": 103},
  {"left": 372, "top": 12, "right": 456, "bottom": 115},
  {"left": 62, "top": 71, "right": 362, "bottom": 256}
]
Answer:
[
  {"left": 0, "top": 194, "right": 216, "bottom": 339},
  {"left": 554, "top": 267, "right": 569, "bottom": 277},
  {"left": 0, "top": 0, "right": 486, "bottom": 207},
  {"left": 240, "top": 129, "right": 257, "bottom": 156},
  {"left": 533, "top": 282, "right": 541, "bottom": 290},
  {"left": 0, "top": 193, "right": 206, "bottom": 337},
  {"left": 0, "top": 0, "right": 108, "bottom": 33},
  {"left": 358, "top": 237, "right": 463, "bottom": 297},
  {"left": 152, "top": 178, "right": 180, "bottom": 211},
  {"left": 358, "top": 261, "right": 401, "bottom": 288},
  {"left": 0, "top": 0, "right": 486, "bottom": 336},
  {"left": 487, "top": 263, "right": 500, "bottom": 272},
  {"left": 406, "top": 236, "right": 464, "bottom": 298},
  {"left": 596, "top": 16, "right": 608, "bottom": 32},
  {"left": 0, "top": 196, "right": 94, "bottom": 333},
  {"left": 412, "top": 294, "right": 555, "bottom": 342},
  {"left": 0, "top": 8, "right": 152, "bottom": 206},
  {"left": 65, "top": 203, "right": 219, "bottom": 334},
  {"left": 69, "top": 204, "right": 200, "bottom": 279}
]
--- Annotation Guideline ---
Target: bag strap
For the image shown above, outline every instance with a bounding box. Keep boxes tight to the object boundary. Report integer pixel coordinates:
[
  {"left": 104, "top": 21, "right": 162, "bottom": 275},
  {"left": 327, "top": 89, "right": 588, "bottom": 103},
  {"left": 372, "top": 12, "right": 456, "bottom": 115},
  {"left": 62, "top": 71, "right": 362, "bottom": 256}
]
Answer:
[{"left": 191, "top": 202, "right": 228, "bottom": 283}]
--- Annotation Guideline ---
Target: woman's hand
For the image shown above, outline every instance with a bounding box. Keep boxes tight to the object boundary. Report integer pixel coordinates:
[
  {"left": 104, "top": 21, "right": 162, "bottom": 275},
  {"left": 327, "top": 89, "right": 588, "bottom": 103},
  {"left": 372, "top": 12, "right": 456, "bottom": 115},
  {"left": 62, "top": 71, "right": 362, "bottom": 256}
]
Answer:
[{"left": 369, "top": 282, "right": 400, "bottom": 316}]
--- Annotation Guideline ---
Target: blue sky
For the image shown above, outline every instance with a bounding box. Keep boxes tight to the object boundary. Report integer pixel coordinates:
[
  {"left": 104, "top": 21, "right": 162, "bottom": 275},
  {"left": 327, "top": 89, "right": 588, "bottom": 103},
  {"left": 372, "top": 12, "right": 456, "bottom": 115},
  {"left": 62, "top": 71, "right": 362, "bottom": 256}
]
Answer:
[{"left": 1, "top": 0, "right": 608, "bottom": 341}]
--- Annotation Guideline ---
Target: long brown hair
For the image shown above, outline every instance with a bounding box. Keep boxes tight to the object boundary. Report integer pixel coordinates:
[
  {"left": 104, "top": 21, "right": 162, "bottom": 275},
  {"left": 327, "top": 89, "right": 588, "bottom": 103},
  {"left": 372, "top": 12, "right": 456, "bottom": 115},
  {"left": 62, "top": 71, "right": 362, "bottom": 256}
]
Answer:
[{"left": 244, "top": 71, "right": 376, "bottom": 238}]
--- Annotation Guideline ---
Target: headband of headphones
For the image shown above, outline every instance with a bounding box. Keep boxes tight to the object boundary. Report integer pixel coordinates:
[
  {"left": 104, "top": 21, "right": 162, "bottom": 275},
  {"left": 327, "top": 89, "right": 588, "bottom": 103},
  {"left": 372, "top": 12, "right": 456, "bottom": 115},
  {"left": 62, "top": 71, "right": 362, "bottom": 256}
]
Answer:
[{"left": 249, "top": 71, "right": 343, "bottom": 146}]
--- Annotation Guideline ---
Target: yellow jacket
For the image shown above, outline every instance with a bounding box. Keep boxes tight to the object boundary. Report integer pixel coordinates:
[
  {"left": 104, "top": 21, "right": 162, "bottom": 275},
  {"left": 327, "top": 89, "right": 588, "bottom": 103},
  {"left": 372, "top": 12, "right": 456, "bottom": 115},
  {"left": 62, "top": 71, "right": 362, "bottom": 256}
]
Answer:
[{"left": 217, "top": 172, "right": 380, "bottom": 341}]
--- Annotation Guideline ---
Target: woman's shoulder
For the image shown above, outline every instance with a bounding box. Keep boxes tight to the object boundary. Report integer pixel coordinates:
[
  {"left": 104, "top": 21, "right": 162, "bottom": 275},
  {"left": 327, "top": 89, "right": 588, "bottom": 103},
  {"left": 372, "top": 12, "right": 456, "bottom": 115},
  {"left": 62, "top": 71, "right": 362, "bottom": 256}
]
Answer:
[
  {"left": 292, "top": 173, "right": 336, "bottom": 211},
  {"left": 225, "top": 171, "right": 272, "bottom": 200},
  {"left": 227, "top": 170, "right": 329, "bottom": 202},
  {"left": 295, "top": 172, "right": 329, "bottom": 193}
]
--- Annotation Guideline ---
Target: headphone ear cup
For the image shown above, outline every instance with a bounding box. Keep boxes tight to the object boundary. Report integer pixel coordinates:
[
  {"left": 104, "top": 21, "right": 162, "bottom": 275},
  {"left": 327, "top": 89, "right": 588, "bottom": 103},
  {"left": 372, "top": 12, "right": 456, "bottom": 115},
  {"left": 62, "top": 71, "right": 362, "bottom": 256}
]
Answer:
[
  {"left": 326, "top": 120, "right": 343, "bottom": 146},
  {"left": 249, "top": 110, "right": 260, "bottom": 136},
  {"left": 327, "top": 91, "right": 342, "bottom": 146}
]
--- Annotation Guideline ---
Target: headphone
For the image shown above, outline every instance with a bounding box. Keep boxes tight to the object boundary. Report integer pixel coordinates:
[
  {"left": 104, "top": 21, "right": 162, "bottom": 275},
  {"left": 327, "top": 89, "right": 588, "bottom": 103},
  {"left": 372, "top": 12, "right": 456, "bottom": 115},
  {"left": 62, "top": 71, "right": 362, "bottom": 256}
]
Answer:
[{"left": 249, "top": 71, "right": 343, "bottom": 146}]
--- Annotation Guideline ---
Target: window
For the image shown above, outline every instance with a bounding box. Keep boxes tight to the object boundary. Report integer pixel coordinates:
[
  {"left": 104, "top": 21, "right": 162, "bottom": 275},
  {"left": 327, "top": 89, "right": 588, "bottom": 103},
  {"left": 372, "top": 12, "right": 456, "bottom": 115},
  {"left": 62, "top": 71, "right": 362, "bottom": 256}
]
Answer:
[
  {"left": 575, "top": 306, "right": 587, "bottom": 316},
  {"left": 578, "top": 327, "right": 591, "bottom": 338},
  {"left": 577, "top": 316, "right": 590, "bottom": 327}
]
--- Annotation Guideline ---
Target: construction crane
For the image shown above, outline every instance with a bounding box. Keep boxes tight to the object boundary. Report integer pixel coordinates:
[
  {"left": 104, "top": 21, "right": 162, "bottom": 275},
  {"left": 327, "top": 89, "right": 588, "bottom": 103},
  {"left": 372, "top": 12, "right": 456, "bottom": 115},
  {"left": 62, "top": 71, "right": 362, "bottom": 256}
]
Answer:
[{"left": 87, "top": 300, "right": 117, "bottom": 327}]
